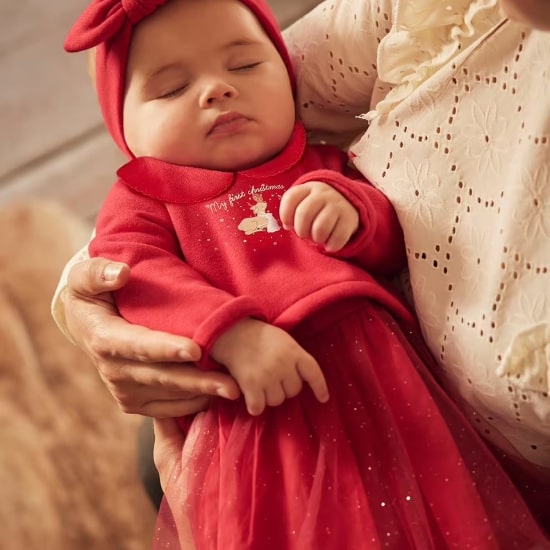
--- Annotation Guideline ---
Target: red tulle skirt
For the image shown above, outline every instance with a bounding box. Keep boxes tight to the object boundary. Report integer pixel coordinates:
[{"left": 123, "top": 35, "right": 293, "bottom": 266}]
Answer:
[{"left": 153, "top": 300, "right": 550, "bottom": 549}]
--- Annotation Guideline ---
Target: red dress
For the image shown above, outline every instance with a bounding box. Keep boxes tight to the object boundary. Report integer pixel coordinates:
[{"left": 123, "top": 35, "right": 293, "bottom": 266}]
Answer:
[
  {"left": 153, "top": 300, "right": 549, "bottom": 549},
  {"left": 89, "top": 125, "right": 550, "bottom": 549}
]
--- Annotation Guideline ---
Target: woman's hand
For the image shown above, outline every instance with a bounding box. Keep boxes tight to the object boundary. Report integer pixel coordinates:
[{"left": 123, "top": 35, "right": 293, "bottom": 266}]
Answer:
[
  {"left": 153, "top": 417, "right": 187, "bottom": 492},
  {"left": 62, "top": 257, "right": 241, "bottom": 417}
]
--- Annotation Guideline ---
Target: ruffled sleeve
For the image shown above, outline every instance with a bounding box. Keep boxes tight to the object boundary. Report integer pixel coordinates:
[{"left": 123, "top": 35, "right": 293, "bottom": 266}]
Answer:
[
  {"left": 50, "top": 239, "right": 93, "bottom": 343},
  {"left": 283, "top": 0, "right": 502, "bottom": 141},
  {"left": 365, "top": 0, "right": 501, "bottom": 119}
]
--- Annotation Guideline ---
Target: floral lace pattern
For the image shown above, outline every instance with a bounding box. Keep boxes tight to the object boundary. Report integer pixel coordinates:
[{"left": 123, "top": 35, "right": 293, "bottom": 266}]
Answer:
[
  {"left": 285, "top": 0, "right": 550, "bottom": 467},
  {"left": 367, "top": 0, "right": 501, "bottom": 118}
]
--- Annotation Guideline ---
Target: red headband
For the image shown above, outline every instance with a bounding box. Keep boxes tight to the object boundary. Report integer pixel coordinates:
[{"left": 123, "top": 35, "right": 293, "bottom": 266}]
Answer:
[{"left": 65, "top": 0, "right": 295, "bottom": 157}]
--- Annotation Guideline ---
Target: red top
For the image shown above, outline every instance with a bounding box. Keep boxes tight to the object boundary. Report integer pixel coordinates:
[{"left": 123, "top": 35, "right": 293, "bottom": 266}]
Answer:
[{"left": 90, "top": 123, "right": 413, "bottom": 367}]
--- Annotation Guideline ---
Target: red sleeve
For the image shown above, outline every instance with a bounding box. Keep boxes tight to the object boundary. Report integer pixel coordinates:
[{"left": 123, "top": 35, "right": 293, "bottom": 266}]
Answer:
[
  {"left": 89, "top": 182, "right": 266, "bottom": 369},
  {"left": 291, "top": 167, "right": 407, "bottom": 276}
]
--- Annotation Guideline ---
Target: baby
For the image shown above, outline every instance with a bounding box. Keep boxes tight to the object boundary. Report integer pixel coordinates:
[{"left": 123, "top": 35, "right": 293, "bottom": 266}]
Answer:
[{"left": 64, "top": 0, "right": 550, "bottom": 548}]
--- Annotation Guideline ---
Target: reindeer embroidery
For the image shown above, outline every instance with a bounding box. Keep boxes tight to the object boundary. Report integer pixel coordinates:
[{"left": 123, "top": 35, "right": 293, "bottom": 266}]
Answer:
[{"left": 237, "top": 193, "right": 281, "bottom": 235}]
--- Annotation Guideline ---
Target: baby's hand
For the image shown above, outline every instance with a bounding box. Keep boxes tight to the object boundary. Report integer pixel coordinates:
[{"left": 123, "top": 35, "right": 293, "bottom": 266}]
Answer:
[
  {"left": 210, "top": 318, "right": 329, "bottom": 416},
  {"left": 279, "top": 181, "right": 359, "bottom": 252}
]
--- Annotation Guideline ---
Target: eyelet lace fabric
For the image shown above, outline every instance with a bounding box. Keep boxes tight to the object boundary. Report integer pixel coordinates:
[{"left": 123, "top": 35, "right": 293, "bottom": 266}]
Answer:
[
  {"left": 366, "top": 0, "right": 501, "bottom": 119},
  {"left": 285, "top": 0, "right": 550, "bottom": 473}
]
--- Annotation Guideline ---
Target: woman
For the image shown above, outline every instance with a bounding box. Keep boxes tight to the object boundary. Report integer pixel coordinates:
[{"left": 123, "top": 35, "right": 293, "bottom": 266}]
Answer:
[{"left": 54, "top": 0, "right": 550, "bottom": 529}]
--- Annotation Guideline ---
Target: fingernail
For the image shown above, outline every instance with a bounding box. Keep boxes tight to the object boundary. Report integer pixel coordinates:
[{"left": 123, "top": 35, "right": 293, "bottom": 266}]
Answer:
[
  {"left": 177, "top": 349, "right": 192, "bottom": 361},
  {"left": 103, "top": 263, "right": 123, "bottom": 282},
  {"left": 215, "top": 387, "right": 230, "bottom": 399}
]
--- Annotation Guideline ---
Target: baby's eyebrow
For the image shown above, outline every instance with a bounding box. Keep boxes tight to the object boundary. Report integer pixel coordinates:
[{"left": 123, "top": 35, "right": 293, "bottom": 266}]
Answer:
[
  {"left": 221, "top": 38, "right": 264, "bottom": 51},
  {"left": 148, "top": 62, "right": 184, "bottom": 81}
]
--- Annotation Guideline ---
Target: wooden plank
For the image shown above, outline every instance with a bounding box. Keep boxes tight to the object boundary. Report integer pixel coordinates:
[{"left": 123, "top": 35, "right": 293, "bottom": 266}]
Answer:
[
  {"left": 0, "top": 1, "right": 89, "bottom": 54},
  {"left": 0, "top": 130, "right": 124, "bottom": 221},
  {"left": 0, "top": 29, "right": 101, "bottom": 181}
]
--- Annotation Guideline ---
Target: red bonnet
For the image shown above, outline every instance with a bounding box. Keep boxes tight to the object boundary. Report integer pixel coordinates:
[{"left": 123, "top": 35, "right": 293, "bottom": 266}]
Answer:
[{"left": 65, "top": 0, "right": 295, "bottom": 157}]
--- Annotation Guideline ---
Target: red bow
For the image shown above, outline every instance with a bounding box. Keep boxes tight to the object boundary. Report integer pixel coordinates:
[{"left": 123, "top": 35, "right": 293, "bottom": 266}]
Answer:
[{"left": 65, "top": 0, "right": 168, "bottom": 52}]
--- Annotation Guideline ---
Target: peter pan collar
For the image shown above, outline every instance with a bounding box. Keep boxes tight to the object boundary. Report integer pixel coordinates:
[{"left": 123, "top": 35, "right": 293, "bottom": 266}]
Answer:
[{"left": 117, "top": 122, "right": 306, "bottom": 204}]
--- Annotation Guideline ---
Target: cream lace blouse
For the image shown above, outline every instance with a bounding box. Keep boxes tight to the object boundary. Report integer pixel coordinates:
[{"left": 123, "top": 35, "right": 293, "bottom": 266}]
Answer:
[{"left": 285, "top": 0, "right": 550, "bottom": 467}]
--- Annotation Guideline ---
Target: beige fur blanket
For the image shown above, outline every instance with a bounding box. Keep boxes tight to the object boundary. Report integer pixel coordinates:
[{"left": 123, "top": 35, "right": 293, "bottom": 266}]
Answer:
[{"left": 0, "top": 201, "right": 156, "bottom": 550}]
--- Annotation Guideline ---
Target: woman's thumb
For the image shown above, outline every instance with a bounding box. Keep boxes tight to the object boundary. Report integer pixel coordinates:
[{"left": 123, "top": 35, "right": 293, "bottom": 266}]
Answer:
[{"left": 67, "top": 257, "right": 130, "bottom": 296}]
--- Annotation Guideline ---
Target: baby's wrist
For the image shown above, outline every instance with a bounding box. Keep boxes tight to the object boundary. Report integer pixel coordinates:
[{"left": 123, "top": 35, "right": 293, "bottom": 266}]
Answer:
[{"left": 210, "top": 317, "right": 260, "bottom": 365}]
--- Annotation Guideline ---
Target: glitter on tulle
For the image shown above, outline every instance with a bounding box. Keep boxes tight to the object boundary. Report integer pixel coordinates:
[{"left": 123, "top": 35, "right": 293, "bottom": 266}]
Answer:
[{"left": 153, "top": 301, "right": 550, "bottom": 550}]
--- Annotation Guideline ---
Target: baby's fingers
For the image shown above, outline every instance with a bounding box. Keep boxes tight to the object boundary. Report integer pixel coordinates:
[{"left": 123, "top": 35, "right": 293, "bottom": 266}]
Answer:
[
  {"left": 265, "top": 383, "right": 287, "bottom": 408},
  {"left": 324, "top": 219, "right": 353, "bottom": 252},
  {"left": 297, "top": 356, "right": 330, "bottom": 404},
  {"left": 279, "top": 185, "right": 311, "bottom": 229},
  {"left": 244, "top": 388, "right": 267, "bottom": 416}
]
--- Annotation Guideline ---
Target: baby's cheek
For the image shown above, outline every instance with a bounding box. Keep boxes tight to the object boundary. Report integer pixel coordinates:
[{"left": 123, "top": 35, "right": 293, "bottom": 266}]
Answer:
[{"left": 149, "top": 117, "right": 195, "bottom": 164}]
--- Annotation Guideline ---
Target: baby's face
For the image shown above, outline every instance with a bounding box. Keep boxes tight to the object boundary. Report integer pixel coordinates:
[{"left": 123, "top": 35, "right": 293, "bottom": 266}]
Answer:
[
  {"left": 499, "top": 0, "right": 550, "bottom": 30},
  {"left": 123, "top": 0, "right": 296, "bottom": 171}
]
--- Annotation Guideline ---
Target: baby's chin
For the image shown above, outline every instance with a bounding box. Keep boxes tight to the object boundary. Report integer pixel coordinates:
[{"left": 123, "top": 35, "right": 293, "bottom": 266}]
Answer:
[
  {"left": 143, "top": 142, "right": 283, "bottom": 172},
  {"left": 196, "top": 151, "right": 280, "bottom": 173}
]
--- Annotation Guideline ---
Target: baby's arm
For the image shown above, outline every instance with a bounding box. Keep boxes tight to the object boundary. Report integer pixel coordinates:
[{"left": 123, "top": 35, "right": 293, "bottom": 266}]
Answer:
[
  {"left": 280, "top": 166, "right": 406, "bottom": 276},
  {"left": 211, "top": 318, "right": 329, "bottom": 416}
]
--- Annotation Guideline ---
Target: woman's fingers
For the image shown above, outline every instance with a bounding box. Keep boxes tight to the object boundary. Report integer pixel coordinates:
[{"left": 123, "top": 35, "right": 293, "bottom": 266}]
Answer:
[
  {"left": 142, "top": 396, "right": 212, "bottom": 419},
  {"left": 64, "top": 287, "right": 203, "bottom": 364},
  {"left": 99, "top": 362, "right": 241, "bottom": 415},
  {"left": 120, "top": 363, "right": 241, "bottom": 398},
  {"left": 89, "top": 319, "right": 202, "bottom": 363}
]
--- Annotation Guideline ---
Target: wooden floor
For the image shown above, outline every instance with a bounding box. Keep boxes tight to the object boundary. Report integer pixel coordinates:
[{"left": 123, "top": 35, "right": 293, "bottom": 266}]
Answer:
[{"left": 0, "top": 0, "right": 321, "bottom": 221}]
